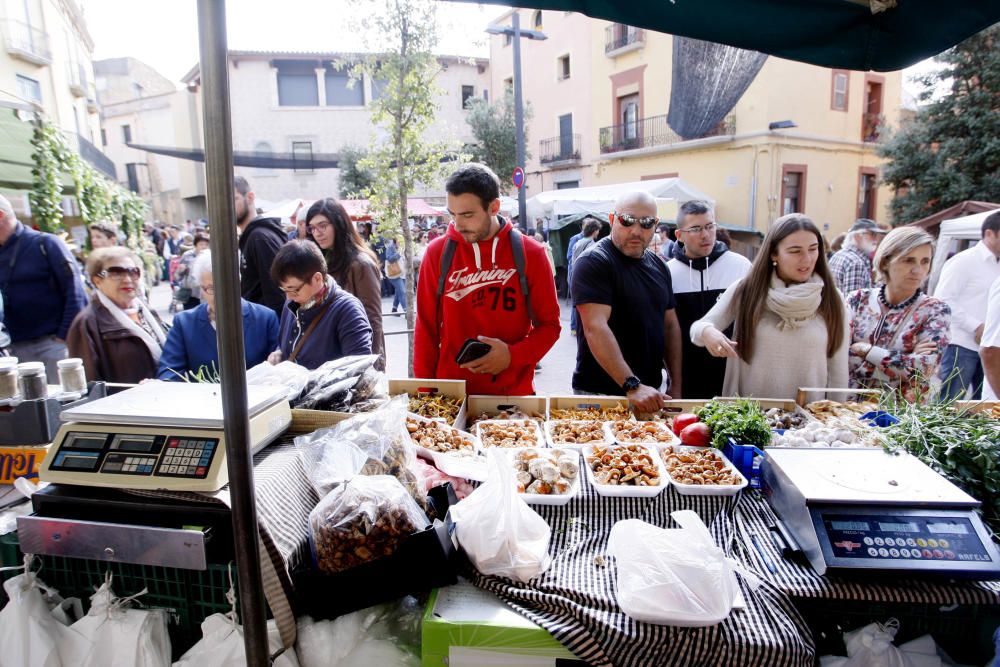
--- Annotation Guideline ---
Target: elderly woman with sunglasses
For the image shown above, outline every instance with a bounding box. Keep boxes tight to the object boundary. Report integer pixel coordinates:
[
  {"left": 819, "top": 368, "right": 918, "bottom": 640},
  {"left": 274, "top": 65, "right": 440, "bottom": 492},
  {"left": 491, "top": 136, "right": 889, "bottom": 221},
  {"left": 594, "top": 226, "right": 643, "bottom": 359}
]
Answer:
[{"left": 67, "top": 247, "right": 169, "bottom": 383}]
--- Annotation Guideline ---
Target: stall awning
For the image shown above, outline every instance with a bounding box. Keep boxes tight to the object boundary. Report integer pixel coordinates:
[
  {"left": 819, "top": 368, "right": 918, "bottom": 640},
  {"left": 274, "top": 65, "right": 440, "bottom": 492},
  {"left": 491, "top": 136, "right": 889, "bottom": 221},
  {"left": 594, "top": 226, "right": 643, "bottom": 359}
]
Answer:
[
  {"left": 526, "top": 177, "right": 714, "bottom": 221},
  {"left": 0, "top": 110, "right": 74, "bottom": 191},
  {"left": 465, "top": 0, "right": 1000, "bottom": 72},
  {"left": 340, "top": 198, "right": 442, "bottom": 221},
  {"left": 126, "top": 143, "right": 342, "bottom": 169}
]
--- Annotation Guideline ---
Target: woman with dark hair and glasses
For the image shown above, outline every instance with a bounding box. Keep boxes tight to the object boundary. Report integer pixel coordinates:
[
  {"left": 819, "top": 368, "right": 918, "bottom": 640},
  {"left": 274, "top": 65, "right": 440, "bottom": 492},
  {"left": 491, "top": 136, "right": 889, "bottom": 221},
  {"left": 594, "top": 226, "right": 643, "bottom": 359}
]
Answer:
[
  {"left": 67, "top": 247, "right": 169, "bottom": 383},
  {"left": 691, "top": 213, "right": 849, "bottom": 402},
  {"left": 305, "top": 198, "right": 385, "bottom": 369}
]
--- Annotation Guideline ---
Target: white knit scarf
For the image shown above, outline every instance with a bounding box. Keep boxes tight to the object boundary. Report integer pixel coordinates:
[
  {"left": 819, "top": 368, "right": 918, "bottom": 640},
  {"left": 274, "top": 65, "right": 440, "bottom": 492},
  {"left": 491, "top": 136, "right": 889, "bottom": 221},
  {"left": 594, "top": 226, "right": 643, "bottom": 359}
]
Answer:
[
  {"left": 95, "top": 290, "right": 167, "bottom": 362},
  {"left": 766, "top": 273, "right": 824, "bottom": 330}
]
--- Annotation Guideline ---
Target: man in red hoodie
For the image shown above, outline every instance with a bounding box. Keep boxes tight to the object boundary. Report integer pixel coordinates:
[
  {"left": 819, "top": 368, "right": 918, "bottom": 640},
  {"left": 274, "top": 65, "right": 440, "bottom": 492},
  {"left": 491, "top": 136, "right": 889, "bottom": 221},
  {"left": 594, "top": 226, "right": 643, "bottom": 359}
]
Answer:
[{"left": 415, "top": 164, "right": 561, "bottom": 395}]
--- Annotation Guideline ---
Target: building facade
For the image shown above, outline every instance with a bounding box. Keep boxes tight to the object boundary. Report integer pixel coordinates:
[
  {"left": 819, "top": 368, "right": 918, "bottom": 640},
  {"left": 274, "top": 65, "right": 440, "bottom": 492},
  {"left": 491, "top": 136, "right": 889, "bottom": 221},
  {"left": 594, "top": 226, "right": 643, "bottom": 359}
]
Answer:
[
  {"left": 0, "top": 0, "right": 108, "bottom": 217},
  {"left": 489, "top": 9, "right": 903, "bottom": 240},
  {"left": 95, "top": 57, "right": 184, "bottom": 226},
  {"left": 178, "top": 50, "right": 490, "bottom": 209}
]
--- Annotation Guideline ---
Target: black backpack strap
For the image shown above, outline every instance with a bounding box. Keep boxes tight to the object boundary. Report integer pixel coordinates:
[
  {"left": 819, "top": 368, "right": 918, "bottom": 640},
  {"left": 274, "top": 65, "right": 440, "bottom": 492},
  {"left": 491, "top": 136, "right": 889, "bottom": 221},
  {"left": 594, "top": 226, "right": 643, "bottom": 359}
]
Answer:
[
  {"left": 436, "top": 238, "right": 458, "bottom": 330},
  {"left": 509, "top": 228, "right": 539, "bottom": 327}
]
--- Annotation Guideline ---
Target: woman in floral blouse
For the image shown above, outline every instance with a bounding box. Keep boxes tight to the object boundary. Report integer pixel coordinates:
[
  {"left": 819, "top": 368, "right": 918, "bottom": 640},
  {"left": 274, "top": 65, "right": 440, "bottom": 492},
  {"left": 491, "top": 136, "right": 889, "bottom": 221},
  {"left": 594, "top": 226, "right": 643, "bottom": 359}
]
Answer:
[{"left": 846, "top": 227, "right": 951, "bottom": 402}]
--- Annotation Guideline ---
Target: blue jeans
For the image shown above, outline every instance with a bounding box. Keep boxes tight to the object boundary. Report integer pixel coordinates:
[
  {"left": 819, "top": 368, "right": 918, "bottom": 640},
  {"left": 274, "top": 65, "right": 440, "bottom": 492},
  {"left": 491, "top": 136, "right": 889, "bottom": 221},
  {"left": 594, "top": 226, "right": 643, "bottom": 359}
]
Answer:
[
  {"left": 938, "top": 344, "right": 984, "bottom": 401},
  {"left": 389, "top": 277, "right": 406, "bottom": 310}
]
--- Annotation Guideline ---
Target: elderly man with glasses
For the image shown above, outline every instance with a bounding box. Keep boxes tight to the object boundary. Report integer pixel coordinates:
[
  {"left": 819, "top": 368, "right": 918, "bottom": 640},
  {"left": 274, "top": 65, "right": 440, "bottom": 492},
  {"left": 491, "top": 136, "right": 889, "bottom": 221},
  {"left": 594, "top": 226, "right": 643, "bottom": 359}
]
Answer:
[
  {"left": 571, "top": 191, "right": 683, "bottom": 411},
  {"left": 666, "top": 200, "right": 751, "bottom": 399}
]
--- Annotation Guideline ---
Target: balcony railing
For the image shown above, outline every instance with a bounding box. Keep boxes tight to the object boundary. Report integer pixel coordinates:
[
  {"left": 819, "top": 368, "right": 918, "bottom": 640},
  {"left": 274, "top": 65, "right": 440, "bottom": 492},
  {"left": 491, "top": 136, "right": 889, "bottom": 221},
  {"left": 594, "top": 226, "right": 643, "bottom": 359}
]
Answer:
[
  {"left": 605, "top": 24, "right": 644, "bottom": 54},
  {"left": 1, "top": 19, "right": 51, "bottom": 65},
  {"left": 68, "top": 62, "right": 89, "bottom": 96},
  {"left": 76, "top": 133, "right": 116, "bottom": 180},
  {"left": 539, "top": 133, "right": 581, "bottom": 164},
  {"left": 599, "top": 114, "right": 735, "bottom": 154},
  {"left": 862, "top": 112, "right": 882, "bottom": 143}
]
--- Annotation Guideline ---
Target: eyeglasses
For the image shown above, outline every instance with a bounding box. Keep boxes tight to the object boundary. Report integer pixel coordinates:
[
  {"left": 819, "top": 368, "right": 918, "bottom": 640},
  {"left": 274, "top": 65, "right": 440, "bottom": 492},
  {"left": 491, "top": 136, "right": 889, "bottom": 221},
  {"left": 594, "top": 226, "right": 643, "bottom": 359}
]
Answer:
[
  {"left": 279, "top": 282, "right": 308, "bottom": 296},
  {"left": 679, "top": 223, "right": 717, "bottom": 235},
  {"left": 97, "top": 266, "right": 141, "bottom": 280},
  {"left": 615, "top": 213, "right": 659, "bottom": 230},
  {"left": 308, "top": 221, "right": 331, "bottom": 234},
  {"left": 200, "top": 285, "right": 215, "bottom": 295}
]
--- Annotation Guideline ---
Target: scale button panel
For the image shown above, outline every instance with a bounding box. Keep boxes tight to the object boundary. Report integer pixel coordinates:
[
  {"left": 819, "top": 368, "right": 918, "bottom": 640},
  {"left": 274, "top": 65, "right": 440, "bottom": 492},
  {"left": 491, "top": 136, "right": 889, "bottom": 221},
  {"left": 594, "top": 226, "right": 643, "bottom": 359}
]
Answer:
[
  {"left": 157, "top": 438, "right": 218, "bottom": 479},
  {"left": 823, "top": 514, "right": 992, "bottom": 564}
]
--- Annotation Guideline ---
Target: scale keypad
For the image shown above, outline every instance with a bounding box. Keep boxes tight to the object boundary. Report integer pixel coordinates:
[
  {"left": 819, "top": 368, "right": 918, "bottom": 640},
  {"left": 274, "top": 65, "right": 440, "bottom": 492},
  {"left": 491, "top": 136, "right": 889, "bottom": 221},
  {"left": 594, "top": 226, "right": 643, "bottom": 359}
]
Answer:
[
  {"left": 157, "top": 437, "right": 216, "bottom": 478},
  {"left": 102, "top": 454, "right": 157, "bottom": 475}
]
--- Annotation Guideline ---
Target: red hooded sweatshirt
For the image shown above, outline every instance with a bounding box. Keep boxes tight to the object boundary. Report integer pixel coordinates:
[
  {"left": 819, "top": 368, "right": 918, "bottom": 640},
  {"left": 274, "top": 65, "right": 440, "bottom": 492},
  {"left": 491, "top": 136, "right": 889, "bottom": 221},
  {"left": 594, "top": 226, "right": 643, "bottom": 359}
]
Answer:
[{"left": 414, "top": 220, "right": 561, "bottom": 395}]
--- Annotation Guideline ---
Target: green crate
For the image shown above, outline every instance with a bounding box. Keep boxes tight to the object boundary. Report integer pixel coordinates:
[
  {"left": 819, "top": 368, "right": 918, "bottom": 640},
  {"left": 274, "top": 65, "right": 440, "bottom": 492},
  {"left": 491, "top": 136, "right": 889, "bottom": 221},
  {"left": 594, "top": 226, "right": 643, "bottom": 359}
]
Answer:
[
  {"left": 0, "top": 531, "right": 240, "bottom": 659},
  {"left": 795, "top": 596, "right": 1000, "bottom": 665}
]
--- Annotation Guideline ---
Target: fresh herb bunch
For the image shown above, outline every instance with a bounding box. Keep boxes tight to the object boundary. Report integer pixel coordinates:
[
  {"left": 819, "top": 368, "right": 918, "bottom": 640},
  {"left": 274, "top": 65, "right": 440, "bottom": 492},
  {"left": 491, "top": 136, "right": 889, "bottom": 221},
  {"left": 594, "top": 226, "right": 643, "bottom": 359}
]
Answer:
[
  {"left": 879, "top": 399, "right": 1000, "bottom": 537},
  {"left": 696, "top": 399, "right": 772, "bottom": 449}
]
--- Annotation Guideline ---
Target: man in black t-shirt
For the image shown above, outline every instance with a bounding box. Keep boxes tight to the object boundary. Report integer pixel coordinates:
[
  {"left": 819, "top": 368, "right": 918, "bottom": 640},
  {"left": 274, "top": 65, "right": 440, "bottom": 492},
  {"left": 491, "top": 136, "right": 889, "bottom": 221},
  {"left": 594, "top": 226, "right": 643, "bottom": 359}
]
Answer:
[{"left": 571, "top": 191, "right": 683, "bottom": 412}]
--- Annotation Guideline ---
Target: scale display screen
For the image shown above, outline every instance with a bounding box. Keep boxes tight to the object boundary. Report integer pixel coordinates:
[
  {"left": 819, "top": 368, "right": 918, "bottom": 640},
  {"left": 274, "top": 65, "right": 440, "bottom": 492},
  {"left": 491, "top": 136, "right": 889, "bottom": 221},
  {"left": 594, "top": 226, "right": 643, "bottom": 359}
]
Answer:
[
  {"left": 820, "top": 512, "right": 993, "bottom": 565},
  {"left": 110, "top": 434, "right": 160, "bottom": 454},
  {"left": 53, "top": 451, "right": 101, "bottom": 471},
  {"left": 64, "top": 432, "right": 108, "bottom": 450}
]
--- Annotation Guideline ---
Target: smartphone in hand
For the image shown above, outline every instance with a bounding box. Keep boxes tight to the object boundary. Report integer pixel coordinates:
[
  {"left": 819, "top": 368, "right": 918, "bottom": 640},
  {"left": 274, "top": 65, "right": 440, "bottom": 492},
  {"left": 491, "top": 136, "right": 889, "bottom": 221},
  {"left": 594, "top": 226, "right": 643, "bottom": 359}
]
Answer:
[{"left": 455, "top": 338, "right": 492, "bottom": 365}]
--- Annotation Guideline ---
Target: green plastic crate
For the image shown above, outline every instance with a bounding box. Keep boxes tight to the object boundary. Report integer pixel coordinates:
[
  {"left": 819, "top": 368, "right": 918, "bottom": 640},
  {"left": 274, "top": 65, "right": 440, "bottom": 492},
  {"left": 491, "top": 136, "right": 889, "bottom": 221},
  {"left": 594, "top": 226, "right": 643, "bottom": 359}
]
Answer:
[{"left": 0, "top": 531, "right": 239, "bottom": 658}]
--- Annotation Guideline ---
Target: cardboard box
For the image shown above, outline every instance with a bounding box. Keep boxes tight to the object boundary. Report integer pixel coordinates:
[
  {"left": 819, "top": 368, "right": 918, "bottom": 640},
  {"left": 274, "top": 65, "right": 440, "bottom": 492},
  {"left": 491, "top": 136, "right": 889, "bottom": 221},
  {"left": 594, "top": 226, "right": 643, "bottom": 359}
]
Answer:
[
  {"left": 465, "top": 395, "right": 547, "bottom": 422},
  {"left": 0, "top": 445, "right": 47, "bottom": 485},
  {"left": 389, "top": 378, "right": 467, "bottom": 429},
  {"left": 548, "top": 395, "right": 629, "bottom": 419},
  {"left": 288, "top": 408, "right": 355, "bottom": 435},
  {"left": 422, "top": 579, "right": 579, "bottom": 667},
  {"left": 955, "top": 401, "right": 1000, "bottom": 419}
]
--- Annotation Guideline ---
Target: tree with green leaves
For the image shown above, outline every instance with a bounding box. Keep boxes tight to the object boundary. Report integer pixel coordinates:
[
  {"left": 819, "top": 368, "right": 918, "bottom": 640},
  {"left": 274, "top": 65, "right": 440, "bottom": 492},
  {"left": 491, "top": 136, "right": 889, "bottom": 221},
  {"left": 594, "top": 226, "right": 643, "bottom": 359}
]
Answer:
[
  {"left": 465, "top": 91, "right": 531, "bottom": 195},
  {"left": 337, "top": 144, "right": 374, "bottom": 198},
  {"left": 349, "top": 0, "right": 463, "bottom": 373},
  {"left": 878, "top": 24, "right": 1000, "bottom": 224}
]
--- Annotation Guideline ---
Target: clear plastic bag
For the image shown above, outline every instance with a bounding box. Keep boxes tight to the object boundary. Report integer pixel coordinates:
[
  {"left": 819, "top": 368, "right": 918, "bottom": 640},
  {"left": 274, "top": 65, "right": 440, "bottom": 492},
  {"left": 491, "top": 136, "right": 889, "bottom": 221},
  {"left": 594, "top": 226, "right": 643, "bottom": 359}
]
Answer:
[
  {"left": 606, "top": 512, "right": 758, "bottom": 627},
  {"left": 449, "top": 449, "right": 552, "bottom": 583},
  {"left": 296, "top": 598, "right": 422, "bottom": 667},
  {"left": 294, "top": 355, "right": 384, "bottom": 411},
  {"left": 309, "top": 475, "right": 429, "bottom": 575},
  {"left": 295, "top": 396, "right": 427, "bottom": 510},
  {"left": 246, "top": 361, "right": 310, "bottom": 402},
  {"left": 173, "top": 615, "right": 299, "bottom": 667}
]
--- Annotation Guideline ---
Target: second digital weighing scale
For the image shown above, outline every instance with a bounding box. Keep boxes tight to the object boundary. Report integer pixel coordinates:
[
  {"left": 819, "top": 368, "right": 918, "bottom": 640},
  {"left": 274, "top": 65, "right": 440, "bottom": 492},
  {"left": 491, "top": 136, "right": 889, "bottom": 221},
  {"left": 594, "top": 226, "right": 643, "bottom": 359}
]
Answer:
[
  {"left": 762, "top": 448, "right": 1000, "bottom": 578},
  {"left": 38, "top": 382, "right": 292, "bottom": 492}
]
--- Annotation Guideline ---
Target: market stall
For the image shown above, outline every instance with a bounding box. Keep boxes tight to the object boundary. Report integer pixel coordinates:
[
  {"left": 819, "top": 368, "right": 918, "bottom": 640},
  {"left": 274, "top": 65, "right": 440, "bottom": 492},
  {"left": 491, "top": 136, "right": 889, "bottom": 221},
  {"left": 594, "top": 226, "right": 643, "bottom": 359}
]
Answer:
[{"left": 4, "top": 368, "right": 1000, "bottom": 665}]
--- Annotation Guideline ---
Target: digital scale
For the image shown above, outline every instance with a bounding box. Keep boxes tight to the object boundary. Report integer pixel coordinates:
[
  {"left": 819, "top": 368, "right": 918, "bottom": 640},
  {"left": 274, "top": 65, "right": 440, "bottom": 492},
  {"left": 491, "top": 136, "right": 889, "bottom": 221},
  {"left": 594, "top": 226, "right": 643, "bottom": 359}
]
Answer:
[
  {"left": 37, "top": 382, "right": 291, "bottom": 492},
  {"left": 762, "top": 448, "right": 1000, "bottom": 578}
]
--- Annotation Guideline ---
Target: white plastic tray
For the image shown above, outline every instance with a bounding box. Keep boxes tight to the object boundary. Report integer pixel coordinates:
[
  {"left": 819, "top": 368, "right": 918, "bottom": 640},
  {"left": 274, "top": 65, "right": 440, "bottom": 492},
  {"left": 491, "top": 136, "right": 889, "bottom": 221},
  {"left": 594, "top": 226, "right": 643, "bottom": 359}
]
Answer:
[
  {"left": 544, "top": 419, "right": 613, "bottom": 449},
  {"left": 407, "top": 413, "right": 487, "bottom": 481},
  {"left": 511, "top": 448, "right": 581, "bottom": 506},
  {"left": 604, "top": 419, "right": 679, "bottom": 446},
  {"left": 406, "top": 413, "right": 480, "bottom": 460},
  {"left": 475, "top": 419, "right": 546, "bottom": 449},
  {"left": 659, "top": 445, "right": 748, "bottom": 496},
  {"left": 582, "top": 443, "right": 666, "bottom": 498}
]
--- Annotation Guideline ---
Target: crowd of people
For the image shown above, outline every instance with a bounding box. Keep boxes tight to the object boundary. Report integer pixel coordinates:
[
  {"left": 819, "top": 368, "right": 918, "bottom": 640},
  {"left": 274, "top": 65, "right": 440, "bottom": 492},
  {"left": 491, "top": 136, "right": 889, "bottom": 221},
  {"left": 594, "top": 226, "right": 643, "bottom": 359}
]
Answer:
[{"left": 0, "top": 165, "right": 999, "bottom": 406}]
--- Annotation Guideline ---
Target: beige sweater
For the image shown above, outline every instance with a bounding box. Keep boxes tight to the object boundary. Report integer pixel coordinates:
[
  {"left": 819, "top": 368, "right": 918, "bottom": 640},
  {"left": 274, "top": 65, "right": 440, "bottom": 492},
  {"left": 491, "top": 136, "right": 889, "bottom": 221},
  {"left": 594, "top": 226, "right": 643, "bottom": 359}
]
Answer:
[{"left": 690, "top": 279, "right": 849, "bottom": 401}]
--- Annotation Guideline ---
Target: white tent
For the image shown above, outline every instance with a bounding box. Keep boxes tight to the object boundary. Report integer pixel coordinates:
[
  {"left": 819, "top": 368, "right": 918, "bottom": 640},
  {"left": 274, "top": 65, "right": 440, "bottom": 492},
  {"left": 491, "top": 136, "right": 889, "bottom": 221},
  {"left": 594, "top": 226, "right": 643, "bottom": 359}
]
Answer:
[
  {"left": 929, "top": 210, "right": 995, "bottom": 294},
  {"left": 525, "top": 177, "right": 714, "bottom": 221}
]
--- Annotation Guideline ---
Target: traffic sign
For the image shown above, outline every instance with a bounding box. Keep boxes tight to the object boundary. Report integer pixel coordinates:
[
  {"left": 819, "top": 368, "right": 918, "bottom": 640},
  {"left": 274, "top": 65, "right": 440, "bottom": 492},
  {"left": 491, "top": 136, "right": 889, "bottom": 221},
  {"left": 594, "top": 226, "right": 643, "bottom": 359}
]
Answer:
[{"left": 512, "top": 167, "right": 525, "bottom": 189}]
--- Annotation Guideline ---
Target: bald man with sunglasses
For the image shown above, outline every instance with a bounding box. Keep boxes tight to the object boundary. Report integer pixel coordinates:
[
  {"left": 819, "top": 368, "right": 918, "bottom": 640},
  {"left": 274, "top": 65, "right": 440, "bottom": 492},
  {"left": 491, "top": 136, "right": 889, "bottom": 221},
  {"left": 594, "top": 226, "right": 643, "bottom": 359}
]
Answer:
[{"left": 571, "top": 192, "right": 683, "bottom": 411}]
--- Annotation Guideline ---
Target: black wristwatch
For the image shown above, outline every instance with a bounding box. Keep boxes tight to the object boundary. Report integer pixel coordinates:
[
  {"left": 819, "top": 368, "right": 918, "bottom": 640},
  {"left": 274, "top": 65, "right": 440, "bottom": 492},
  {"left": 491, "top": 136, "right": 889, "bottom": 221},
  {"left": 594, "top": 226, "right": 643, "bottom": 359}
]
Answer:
[{"left": 621, "top": 375, "right": 641, "bottom": 393}]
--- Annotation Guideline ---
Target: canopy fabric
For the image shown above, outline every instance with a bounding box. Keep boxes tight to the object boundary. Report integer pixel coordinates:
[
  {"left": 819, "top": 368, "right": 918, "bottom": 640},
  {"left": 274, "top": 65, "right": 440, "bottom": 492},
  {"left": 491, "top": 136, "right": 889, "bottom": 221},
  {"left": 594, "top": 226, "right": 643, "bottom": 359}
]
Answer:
[
  {"left": 466, "top": 0, "right": 1000, "bottom": 72},
  {"left": 928, "top": 210, "right": 997, "bottom": 293},
  {"left": 0, "top": 110, "right": 74, "bottom": 192},
  {"left": 126, "top": 143, "right": 342, "bottom": 169},
  {"left": 667, "top": 37, "right": 768, "bottom": 140},
  {"left": 526, "top": 177, "right": 713, "bottom": 220},
  {"left": 340, "top": 198, "right": 442, "bottom": 220},
  {"left": 908, "top": 200, "right": 1000, "bottom": 237}
]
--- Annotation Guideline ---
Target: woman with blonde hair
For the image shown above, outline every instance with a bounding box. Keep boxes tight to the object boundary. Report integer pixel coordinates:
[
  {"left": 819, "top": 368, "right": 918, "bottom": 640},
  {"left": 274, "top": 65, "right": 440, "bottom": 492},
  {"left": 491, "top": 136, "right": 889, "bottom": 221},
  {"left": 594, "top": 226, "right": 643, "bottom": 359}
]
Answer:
[
  {"left": 846, "top": 226, "right": 950, "bottom": 402},
  {"left": 67, "top": 247, "right": 168, "bottom": 383},
  {"left": 691, "top": 213, "right": 849, "bottom": 400}
]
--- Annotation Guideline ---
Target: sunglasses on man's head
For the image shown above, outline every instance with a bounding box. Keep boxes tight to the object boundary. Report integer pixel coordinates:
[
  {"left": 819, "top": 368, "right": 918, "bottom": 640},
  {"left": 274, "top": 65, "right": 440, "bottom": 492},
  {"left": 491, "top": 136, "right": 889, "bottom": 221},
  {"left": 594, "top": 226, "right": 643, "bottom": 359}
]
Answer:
[
  {"left": 97, "top": 266, "right": 141, "bottom": 280},
  {"left": 615, "top": 213, "right": 659, "bottom": 230}
]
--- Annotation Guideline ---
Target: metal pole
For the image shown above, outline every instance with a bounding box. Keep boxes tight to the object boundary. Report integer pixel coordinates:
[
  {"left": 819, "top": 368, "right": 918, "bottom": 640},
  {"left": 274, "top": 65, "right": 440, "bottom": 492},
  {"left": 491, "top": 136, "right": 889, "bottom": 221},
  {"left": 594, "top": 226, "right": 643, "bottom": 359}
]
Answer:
[
  {"left": 512, "top": 12, "right": 527, "bottom": 232},
  {"left": 196, "top": 1, "right": 269, "bottom": 664}
]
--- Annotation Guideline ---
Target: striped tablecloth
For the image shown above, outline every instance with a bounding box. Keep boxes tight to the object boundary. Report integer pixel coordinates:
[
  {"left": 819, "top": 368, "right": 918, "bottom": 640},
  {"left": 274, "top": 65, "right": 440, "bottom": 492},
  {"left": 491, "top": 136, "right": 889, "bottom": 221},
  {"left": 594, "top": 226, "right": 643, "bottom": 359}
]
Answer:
[
  {"left": 465, "top": 478, "right": 818, "bottom": 667},
  {"left": 734, "top": 490, "right": 1000, "bottom": 605}
]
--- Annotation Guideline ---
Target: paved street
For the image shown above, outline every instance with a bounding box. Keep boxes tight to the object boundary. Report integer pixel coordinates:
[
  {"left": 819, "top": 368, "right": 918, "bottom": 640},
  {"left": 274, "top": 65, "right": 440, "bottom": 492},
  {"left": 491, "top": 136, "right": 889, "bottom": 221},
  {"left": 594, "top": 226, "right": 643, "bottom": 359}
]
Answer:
[{"left": 149, "top": 282, "right": 580, "bottom": 395}]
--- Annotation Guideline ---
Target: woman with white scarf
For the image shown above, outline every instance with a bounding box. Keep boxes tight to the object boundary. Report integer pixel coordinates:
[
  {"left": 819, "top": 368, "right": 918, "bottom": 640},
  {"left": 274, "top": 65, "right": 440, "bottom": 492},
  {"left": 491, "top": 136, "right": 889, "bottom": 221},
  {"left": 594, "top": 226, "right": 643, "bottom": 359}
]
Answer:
[
  {"left": 690, "top": 213, "right": 849, "bottom": 401},
  {"left": 67, "top": 247, "right": 168, "bottom": 384}
]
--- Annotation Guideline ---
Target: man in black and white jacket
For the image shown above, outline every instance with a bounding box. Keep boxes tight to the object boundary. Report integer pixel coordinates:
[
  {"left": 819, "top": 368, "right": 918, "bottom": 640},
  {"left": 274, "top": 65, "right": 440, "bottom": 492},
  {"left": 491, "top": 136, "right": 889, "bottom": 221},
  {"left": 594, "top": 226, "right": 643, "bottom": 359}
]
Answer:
[{"left": 667, "top": 201, "right": 751, "bottom": 399}]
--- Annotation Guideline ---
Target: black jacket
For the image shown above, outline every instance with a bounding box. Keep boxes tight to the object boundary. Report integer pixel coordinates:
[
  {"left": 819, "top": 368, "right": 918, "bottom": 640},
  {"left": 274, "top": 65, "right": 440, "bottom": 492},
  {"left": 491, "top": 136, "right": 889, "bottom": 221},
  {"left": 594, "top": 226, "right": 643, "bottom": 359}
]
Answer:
[{"left": 238, "top": 217, "right": 286, "bottom": 317}]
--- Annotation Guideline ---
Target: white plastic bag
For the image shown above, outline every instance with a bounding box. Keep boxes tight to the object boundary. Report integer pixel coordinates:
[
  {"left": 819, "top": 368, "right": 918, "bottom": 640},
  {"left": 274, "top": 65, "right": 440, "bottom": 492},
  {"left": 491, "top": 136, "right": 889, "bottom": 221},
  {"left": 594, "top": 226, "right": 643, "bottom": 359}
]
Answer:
[
  {"left": 296, "top": 598, "right": 422, "bottom": 667},
  {"left": 66, "top": 578, "right": 171, "bottom": 667},
  {"left": 449, "top": 448, "right": 552, "bottom": 582},
  {"left": 0, "top": 557, "right": 90, "bottom": 667},
  {"left": 606, "top": 512, "right": 757, "bottom": 627},
  {"left": 246, "top": 361, "right": 310, "bottom": 401},
  {"left": 820, "top": 619, "right": 948, "bottom": 667},
  {"left": 173, "top": 614, "right": 299, "bottom": 667}
]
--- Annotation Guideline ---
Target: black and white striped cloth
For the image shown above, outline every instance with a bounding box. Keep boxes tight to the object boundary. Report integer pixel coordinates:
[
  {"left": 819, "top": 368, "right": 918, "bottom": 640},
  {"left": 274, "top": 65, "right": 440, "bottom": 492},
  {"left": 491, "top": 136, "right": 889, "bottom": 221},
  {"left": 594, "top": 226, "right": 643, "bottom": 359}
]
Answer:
[
  {"left": 465, "top": 479, "right": 817, "bottom": 667},
  {"left": 734, "top": 490, "right": 1000, "bottom": 605}
]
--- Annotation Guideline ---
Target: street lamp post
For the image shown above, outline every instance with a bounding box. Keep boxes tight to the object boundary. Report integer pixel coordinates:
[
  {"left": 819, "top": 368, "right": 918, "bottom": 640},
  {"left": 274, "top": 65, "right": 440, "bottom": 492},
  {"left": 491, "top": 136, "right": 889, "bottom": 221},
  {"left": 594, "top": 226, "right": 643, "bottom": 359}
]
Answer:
[{"left": 486, "top": 16, "right": 546, "bottom": 232}]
